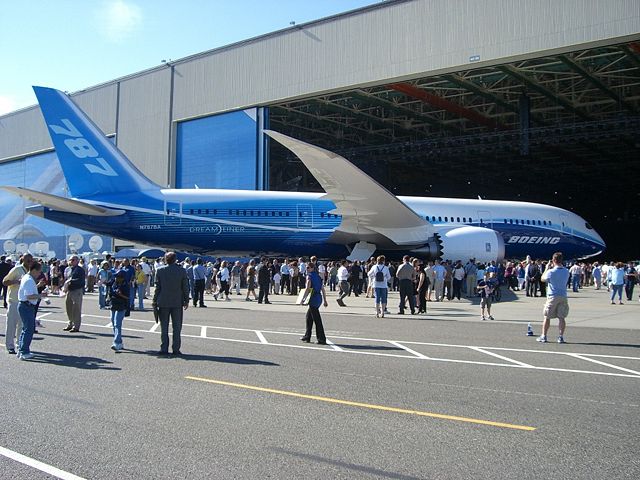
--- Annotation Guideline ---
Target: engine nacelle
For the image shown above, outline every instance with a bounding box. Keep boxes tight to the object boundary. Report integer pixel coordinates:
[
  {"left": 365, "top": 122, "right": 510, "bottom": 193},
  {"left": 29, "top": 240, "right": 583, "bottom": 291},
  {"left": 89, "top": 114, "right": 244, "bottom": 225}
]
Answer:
[{"left": 438, "top": 226, "right": 505, "bottom": 263}]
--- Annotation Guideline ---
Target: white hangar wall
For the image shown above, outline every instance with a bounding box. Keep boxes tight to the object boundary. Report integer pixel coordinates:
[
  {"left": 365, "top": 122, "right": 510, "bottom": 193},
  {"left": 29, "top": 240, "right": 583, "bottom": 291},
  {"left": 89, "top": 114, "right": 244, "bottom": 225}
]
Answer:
[{"left": 1, "top": 0, "right": 639, "bottom": 188}]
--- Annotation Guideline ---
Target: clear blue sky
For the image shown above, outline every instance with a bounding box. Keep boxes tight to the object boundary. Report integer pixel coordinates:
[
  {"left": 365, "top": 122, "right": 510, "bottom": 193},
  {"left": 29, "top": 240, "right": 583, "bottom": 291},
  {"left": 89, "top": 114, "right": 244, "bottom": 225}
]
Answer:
[{"left": 0, "top": 0, "right": 380, "bottom": 115}]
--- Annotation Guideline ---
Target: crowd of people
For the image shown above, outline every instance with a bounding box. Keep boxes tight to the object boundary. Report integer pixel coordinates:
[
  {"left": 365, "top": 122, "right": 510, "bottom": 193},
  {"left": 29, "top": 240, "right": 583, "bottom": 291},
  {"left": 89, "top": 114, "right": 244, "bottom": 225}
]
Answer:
[{"left": 1, "top": 251, "right": 637, "bottom": 358}]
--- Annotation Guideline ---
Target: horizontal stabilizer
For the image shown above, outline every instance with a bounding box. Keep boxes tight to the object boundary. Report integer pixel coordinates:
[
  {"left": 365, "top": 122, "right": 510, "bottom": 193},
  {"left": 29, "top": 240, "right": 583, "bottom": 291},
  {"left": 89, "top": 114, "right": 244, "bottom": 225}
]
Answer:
[{"left": 0, "top": 186, "right": 125, "bottom": 217}]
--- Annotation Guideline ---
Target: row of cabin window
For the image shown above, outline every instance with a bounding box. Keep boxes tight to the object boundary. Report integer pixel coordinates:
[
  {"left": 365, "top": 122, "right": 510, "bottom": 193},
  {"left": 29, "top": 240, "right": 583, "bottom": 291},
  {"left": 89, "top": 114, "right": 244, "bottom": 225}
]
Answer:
[
  {"left": 425, "top": 215, "right": 551, "bottom": 227},
  {"left": 426, "top": 215, "right": 475, "bottom": 223},
  {"left": 187, "top": 209, "right": 290, "bottom": 217},
  {"left": 504, "top": 219, "right": 551, "bottom": 226},
  {"left": 186, "top": 209, "right": 343, "bottom": 219}
]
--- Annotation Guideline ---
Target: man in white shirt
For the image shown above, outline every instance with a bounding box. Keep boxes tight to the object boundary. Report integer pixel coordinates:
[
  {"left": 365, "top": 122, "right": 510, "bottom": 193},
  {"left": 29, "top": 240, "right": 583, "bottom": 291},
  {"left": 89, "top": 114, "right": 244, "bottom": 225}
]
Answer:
[
  {"left": 317, "top": 262, "right": 326, "bottom": 285},
  {"left": 452, "top": 260, "right": 466, "bottom": 300},
  {"left": 140, "top": 258, "right": 152, "bottom": 297},
  {"left": 3, "top": 253, "right": 33, "bottom": 354},
  {"left": 87, "top": 259, "right": 99, "bottom": 293},
  {"left": 569, "top": 262, "right": 582, "bottom": 292},
  {"left": 432, "top": 260, "right": 446, "bottom": 301},
  {"left": 280, "top": 261, "right": 290, "bottom": 294},
  {"left": 298, "top": 258, "right": 307, "bottom": 290},
  {"left": 336, "top": 260, "right": 350, "bottom": 307},
  {"left": 368, "top": 256, "right": 391, "bottom": 318},
  {"left": 17, "top": 261, "right": 46, "bottom": 360}
]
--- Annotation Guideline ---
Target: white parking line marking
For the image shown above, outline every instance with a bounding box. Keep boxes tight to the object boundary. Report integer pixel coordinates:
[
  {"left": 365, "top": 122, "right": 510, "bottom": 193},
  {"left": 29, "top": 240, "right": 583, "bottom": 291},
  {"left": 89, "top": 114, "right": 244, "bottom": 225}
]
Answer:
[
  {"left": 388, "top": 341, "right": 429, "bottom": 359},
  {"left": 568, "top": 353, "right": 640, "bottom": 376},
  {"left": 26, "top": 315, "right": 640, "bottom": 380},
  {"left": 326, "top": 339, "right": 343, "bottom": 351},
  {"left": 200, "top": 326, "right": 207, "bottom": 338},
  {"left": 0, "top": 445, "right": 86, "bottom": 480},
  {"left": 36, "top": 312, "right": 52, "bottom": 320},
  {"left": 469, "top": 347, "right": 533, "bottom": 368},
  {"left": 149, "top": 322, "right": 160, "bottom": 333},
  {"left": 255, "top": 331, "right": 268, "bottom": 344}
]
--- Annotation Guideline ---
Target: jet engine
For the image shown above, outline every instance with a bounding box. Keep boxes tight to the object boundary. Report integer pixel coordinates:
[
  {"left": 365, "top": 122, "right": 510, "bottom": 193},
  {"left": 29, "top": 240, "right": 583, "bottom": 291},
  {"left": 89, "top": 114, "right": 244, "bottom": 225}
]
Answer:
[{"left": 411, "top": 226, "right": 505, "bottom": 263}]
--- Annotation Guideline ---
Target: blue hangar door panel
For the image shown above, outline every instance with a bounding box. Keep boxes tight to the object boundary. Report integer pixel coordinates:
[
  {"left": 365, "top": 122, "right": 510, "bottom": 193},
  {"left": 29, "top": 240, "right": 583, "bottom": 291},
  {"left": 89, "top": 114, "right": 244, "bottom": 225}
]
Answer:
[{"left": 175, "top": 107, "right": 268, "bottom": 190}]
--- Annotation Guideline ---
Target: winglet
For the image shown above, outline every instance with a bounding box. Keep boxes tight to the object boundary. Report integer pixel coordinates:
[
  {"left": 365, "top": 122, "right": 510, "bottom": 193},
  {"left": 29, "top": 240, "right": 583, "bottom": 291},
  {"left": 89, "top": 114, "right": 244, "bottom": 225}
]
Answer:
[{"left": 265, "top": 130, "right": 434, "bottom": 246}]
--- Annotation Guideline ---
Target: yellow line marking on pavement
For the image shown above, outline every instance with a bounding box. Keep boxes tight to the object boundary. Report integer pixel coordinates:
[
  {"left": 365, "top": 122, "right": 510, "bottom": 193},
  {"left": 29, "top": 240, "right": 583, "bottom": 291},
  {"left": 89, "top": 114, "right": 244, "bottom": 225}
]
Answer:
[{"left": 185, "top": 376, "right": 536, "bottom": 431}]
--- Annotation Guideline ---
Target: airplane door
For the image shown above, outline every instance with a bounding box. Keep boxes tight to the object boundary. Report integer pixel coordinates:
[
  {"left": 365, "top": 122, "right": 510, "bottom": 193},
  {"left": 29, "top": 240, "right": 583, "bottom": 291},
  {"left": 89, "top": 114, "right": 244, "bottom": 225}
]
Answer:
[
  {"left": 297, "top": 204, "right": 313, "bottom": 228},
  {"left": 477, "top": 210, "right": 492, "bottom": 228},
  {"left": 559, "top": 213, "right": 570, "bottom": 233},
  {"left": 164, "top": 201, "right": 182, "bottom": 225}
]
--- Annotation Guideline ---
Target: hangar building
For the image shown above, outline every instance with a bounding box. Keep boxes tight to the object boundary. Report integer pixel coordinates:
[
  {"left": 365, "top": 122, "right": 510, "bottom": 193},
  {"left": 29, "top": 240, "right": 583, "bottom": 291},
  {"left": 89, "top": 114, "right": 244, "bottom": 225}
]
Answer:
[{"left": 1, "top": 0, "right": 639, "bottom": 258}]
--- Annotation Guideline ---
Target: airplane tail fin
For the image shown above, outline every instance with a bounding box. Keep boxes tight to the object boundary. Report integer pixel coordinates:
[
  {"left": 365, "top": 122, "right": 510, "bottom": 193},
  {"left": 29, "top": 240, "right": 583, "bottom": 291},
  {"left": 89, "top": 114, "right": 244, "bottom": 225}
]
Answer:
[{"left": 33, "top": 86, "right": 160, "bottom": 199}]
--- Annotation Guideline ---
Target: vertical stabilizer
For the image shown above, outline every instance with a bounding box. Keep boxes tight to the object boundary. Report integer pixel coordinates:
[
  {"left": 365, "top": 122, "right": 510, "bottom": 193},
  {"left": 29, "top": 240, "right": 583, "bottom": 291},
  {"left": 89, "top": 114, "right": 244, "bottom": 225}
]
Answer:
[{"left": 33, "top": 86, "right": 160, "bottom": 199}]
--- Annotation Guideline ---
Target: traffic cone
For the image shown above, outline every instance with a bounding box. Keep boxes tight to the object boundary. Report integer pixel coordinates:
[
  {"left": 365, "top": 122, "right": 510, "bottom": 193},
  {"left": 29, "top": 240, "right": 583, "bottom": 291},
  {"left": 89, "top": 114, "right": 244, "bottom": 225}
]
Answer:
[{"left": 526, "top": 323, "right": 534, "bottom": 336}]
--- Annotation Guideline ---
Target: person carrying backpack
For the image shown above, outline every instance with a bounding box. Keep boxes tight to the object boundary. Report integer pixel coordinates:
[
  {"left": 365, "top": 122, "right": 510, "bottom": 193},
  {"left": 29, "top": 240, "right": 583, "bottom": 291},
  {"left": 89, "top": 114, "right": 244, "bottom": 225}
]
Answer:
[{"left": 367, "top": 255, "right": 391, "bottom": 318}]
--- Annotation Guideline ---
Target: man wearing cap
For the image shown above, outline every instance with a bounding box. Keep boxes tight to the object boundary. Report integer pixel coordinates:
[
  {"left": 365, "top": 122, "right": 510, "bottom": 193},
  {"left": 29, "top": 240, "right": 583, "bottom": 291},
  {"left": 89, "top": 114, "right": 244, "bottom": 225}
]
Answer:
[{"left": 153, "top": 252, "right": 190, "bottom": 355}]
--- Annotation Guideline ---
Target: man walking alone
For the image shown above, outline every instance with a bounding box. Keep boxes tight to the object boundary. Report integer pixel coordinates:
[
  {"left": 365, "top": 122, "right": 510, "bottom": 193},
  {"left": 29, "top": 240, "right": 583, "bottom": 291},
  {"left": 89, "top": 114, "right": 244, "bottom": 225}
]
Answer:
[
  {"left": 396, "top": 255, "right": 416, "bottom": 314},
  {"left": 153, "top": 252, "right": 190, "bottom": 356},
  {"left": 63, "top": 255, "right": 85, "bottom": 332},
  {"left": 537, "top": 252, "right": 570, "bottom": 344}
]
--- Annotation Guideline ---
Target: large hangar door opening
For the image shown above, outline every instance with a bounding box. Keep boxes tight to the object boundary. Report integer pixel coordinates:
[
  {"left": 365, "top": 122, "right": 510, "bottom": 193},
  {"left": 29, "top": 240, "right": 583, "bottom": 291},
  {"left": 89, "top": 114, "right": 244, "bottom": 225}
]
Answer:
[
  {"left": 175, "top": 107, "right": 268, "bottom": 190},
  {"left": 268, "top": 42, "right": 640, "bottom": 258}
]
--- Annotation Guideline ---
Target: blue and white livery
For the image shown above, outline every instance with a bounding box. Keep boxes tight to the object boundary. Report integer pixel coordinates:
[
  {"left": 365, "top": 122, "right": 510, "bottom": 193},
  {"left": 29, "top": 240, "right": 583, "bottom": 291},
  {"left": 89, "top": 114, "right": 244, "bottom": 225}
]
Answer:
[{"left": 1, "top": 87, "right": 605, "bottom": 262}]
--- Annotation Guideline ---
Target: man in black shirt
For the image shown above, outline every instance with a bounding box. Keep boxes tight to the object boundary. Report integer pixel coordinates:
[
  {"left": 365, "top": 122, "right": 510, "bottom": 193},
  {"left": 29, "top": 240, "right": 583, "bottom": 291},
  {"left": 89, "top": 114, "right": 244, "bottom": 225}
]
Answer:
[
  {"left": 63, "top": 255, "right": 85, "bottom": 332},
  {"left": 0, "top": 256, "right": 12, "bottom": 308}
]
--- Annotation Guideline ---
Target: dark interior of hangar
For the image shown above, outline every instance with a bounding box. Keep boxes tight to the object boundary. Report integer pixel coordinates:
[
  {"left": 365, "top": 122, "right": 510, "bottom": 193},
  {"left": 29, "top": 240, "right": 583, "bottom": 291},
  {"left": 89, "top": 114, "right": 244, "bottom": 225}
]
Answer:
[{"left": 268, "top": 42, "right": 640, "bottom": 259}]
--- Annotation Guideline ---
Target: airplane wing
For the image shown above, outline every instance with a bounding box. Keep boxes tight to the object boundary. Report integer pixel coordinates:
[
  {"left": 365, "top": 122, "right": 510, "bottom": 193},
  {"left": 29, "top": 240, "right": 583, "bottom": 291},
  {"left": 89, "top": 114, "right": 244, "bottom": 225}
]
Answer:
[
  {"left": 0, "top": 186, "right": 125, "bottom": 217},
  {"left": 265, "top": 130, "right": 434, "bottom": 245}
]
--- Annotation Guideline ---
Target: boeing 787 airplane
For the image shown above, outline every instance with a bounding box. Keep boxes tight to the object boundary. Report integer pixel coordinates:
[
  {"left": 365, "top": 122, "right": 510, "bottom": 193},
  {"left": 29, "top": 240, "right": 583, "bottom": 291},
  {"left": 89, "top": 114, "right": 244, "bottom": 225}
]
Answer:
[{"left": 1, "top": 87, "right": 605, "bottom": 262}]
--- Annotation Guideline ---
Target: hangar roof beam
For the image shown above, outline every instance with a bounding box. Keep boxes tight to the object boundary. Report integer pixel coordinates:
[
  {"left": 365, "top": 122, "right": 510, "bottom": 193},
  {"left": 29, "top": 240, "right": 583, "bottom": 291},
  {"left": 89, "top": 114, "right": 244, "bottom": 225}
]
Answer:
[
  {"left": 441, "top": 73, "right": 551, "bottom": 128},
  {"left": 496, "top": 65, "right": 592, "bottom": 121},
  {"left": 620, "top": 44, "right": 640, "bottom": 71},
  {"left": 389, "top": 83, "right": 509, "bottom": 131},
  {"left": 557, "top": 55, "right": 637, "bottom": 114},
  {"left": 273, "top": 105, "right": 385, "bottom": 145},
  {"left": 441, "top": 74, "right": 518, "bottom": 115},
  {"left": 311, "top": 98, "right": 417, "bottom": 139},
  {"left": 350, "top": 90, "right": 459, "bottom": 133}
]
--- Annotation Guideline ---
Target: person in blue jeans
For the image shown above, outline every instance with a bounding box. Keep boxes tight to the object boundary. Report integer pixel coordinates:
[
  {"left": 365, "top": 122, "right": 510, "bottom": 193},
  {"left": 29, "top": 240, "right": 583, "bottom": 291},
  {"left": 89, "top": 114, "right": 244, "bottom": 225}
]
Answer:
[
  {"left": 135, "top": 264, "right": 146, "bottom": 310},
  {"left": 17, "top": 262, "right": 47, "bottom": 360},
  {"left": 110, "top": 270, "right": 130, "bottom": 351},
  {"left": 300, "top": 262, "right": 328, "bottom": 345},
  {"left": 367, "top": 255, "right": 391, "bottom": 318},
  {"left": 97, "top": 261, "right": 112, "bottom": 309},
  {"left": 609, "top": 262, "right": 625, "bottom": 305}
]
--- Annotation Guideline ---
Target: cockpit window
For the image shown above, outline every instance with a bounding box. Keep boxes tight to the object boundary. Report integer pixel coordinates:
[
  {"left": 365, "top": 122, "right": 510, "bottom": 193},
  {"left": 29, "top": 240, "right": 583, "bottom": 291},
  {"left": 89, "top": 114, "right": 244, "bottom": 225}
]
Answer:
[{"left": 585, "top": 222, "right": 593, "bottom": 230}]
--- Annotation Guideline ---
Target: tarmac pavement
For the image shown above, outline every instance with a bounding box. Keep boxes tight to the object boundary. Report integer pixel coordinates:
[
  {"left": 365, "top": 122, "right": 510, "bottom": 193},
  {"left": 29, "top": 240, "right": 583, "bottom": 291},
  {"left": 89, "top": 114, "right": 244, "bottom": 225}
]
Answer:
[{"left": 0, "top": 284, "right": 638, "bottom": 479}]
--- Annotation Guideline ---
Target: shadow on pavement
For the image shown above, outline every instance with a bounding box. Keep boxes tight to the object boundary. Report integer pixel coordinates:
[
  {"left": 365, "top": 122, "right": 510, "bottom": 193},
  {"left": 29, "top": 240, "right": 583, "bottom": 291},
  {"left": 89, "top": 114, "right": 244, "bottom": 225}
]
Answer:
[
  {"left": 127, "top": 349, "right": 279, "bottom": 366},
  {"left": 28, "top": 352, "right": 121, "bottom": 370},
  {"left": 35, "top": 333, "right": 96, "bottom": 340},
  {"left": 568, "top": 342, "right": 640, "bottom": 349},
  {"left": 336, "top": 344, "right": 403, "bottom": 351},
  {"left": 36, "top": 331, "right": 142, "bottom": 340},
  {"left": 272, "top": 448, "right": 425, "bottom": 480}
]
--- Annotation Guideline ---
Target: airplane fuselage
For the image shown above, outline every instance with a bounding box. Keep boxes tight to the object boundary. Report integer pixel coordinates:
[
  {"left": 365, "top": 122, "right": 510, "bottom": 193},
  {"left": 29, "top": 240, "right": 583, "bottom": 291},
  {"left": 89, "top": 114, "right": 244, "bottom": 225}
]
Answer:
[{"left": 31, "top": 189, "right": 605, "bottom": 260}]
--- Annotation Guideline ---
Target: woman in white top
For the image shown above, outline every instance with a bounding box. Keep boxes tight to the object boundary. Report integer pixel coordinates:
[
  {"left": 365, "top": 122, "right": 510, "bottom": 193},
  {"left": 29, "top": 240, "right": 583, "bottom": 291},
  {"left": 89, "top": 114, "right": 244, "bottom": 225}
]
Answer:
[
  {"left": 214, "top": 261, "right": 231, "bottom": 301},
  {"left": 17, "top": 262, "right": 47, "bottom": 360},
  {"left": 367, "top": 255, "right": 391, "bottom": 318}
]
